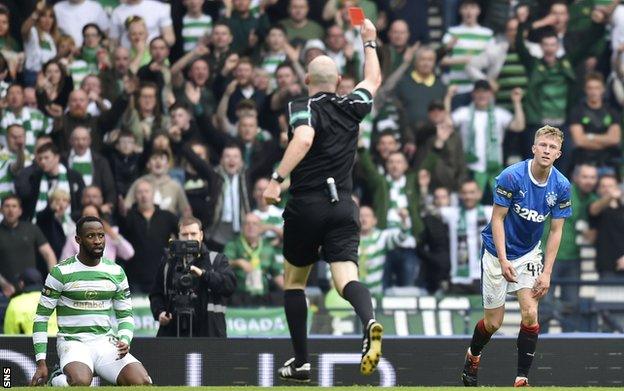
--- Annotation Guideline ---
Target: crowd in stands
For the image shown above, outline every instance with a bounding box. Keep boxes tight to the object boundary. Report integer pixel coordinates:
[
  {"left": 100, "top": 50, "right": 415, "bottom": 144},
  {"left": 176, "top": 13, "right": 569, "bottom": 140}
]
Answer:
[{"left": 1, "top": 0, "right": 624, "bottom": 334}]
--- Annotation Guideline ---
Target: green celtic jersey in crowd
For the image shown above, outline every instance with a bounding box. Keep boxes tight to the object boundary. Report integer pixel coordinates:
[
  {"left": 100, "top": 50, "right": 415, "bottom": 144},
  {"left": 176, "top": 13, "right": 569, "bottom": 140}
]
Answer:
[{"left": 33, "top": 256, "right": 134, "bottom": 361}]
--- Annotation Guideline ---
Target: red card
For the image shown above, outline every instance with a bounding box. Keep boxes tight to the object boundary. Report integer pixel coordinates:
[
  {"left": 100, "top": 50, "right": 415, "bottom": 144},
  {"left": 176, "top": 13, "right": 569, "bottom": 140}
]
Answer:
[{"left": 348, "top": 7, "right": 365, "bottom": 27}]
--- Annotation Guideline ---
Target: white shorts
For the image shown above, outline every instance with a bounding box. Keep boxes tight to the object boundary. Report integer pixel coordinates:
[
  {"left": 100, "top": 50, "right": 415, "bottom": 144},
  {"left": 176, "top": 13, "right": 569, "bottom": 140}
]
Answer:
[
  {"left": 57, "top": 336, "right": 140, "bottom": 384},
  {"left": 481, "top": 244, "right": 544, "bottom": 309}
]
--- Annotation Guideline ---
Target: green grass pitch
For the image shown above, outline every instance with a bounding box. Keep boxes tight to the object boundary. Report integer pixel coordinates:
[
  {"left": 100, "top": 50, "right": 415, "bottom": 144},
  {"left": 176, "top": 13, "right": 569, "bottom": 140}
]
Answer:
[{"left": 8, "top": 387, "right": 620, "bottom": 390}]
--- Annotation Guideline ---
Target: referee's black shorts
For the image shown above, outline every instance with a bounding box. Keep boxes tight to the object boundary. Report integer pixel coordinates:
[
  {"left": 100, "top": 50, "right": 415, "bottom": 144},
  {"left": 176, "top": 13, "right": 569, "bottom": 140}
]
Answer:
[{"left": 282, "top": 192, "right": 360, "bottom": 267}]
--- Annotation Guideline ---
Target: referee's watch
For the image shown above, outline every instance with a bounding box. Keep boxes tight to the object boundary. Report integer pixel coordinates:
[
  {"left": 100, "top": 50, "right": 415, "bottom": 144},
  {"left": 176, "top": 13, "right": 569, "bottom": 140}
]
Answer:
[
  {"left": 271, "top": 171, "right": 285, "bottom": 183},
  {"left": 364, "top": 40, "right": 377, "bottom": 49}
]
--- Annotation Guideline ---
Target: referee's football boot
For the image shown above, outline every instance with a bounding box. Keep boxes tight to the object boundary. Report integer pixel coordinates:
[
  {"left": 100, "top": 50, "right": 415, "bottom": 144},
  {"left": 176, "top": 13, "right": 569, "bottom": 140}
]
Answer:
[
  {"left": 461, "top": 348, "right": 481, "bottom": 386},
  {"left": 46, "top": 364, "right": 62, "bottom": 386},
  {"left": 514, "top": 376, "right": 530, "bottom": 387},
  {"left": 278, "top": 358, "right": 311, "bottom": 383},
  {"left": 360, "top": 319, "right": 383, "bottom": 375}
]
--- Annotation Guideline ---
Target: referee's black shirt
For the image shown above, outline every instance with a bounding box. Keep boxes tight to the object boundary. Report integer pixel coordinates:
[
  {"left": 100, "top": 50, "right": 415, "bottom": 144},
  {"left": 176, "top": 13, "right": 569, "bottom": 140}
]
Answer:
[{"left": 287, "top": 88, "right": 373, "bottom": 195}]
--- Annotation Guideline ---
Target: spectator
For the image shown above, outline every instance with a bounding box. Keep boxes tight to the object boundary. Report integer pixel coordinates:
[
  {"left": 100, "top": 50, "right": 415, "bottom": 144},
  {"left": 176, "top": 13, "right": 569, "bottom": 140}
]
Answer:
[
  {"left": 36, "top": 59, "right": 74, "bottom": 119},
  {"left": 415, "top": 111, "right": 467, "bottom": 192},
  {"left": 119, "top": 179, "right": 178, "bottom": 293},
  {"left": 205, "top": 144, "right": 252, "bottom": 251},
  {"left": 381, "top": 19, "right": 410, "bottom": 78},
  {"left": 358, "top": 205, "right": 408, "bottom": 295},
  {"left": 35, "top": 189, "right": 74, "bottom": 258},
  {"left": 60, "top": 204, "right": 134, "bottom": 261},
  {"left": 417, "top": 186, "right": 452, "bottom": 294},
  {"left": 205, "top": 22, "right": 234, "bottom": 82},
  {"left": 450, "top": 80, "right": 525, "bottom": 192},
  {"left": 168, "top": 104, "right": 202, "bottom": 144},
  {"left": 110, "top": 0, "right": 175, "bottom": 48},
  {"left": 23, "top": 87, "right": 38, "bottom": 109},
  {"left": 53, "top": 0, "right": 109, "bottom": 48},
  {"left": 516, "top": 11, "right": 607, "bottom": 160},
  {"left": 181, "top": 0, "right": 213, "bottom": 54},
  {"left": 0, "top": 6, "right": 22, "bottom": 80},
  {"left": 280, "top": 0, "right": 324, "bottom": 44},
  {"left": 394, "top": 46, "right": 448, "bottom": 150},
  {"left": 54, "top": 35, "right": 89, "bottom": 90},
  {"left": 224, "top": 0, "right": 270, "bottom": 54},
  {"left": 77, "top": 23, "right": 106, "bottom": 74},
  {"left": 440, "top": 179, "right": 492, "bottom": 293},
  {"left": 569, "top": 73, "right": 621, "bottom": 173},
  {"left": 3, "top": 268, "right": 58, "bottom": 335},
  {"left": 80, "top": 185, "right": 109, "bottom": 218},
  {"left": 251, "top": 177, "right": 284, "bottom": 243},
  {"left": 15, "top": 142, "right": 85, "bottom": 222},
  {"left": 171, "top": 139, "right": 218, "bottom": 231},
  {"left": 358, "top": 148, "right": 423, "bottom": 288},
  {"left": 108, "top": 131, "right": 142, "bottom": 198},
  {"left": 266, "top": 63, "right": 304, "bottom": 139},
  {"left": 127, "top": 16, "right": 152, "bottom": 74},
  {"left": 225, "top": 212, "right": 283, "bottom": 306},
  {"left": 0, "top": 84, "right": 52, "bottom": 154},
  {"left": 589, "top": 174, "right": 624, "bottom": 280},
  {"left": 324, "top": 24, "right": 359, "bottom": 79},
  {"left": 172, "top": 53, "right": 217, "bottom": 119},
  {"left": 0, "top": 125, "right": 33, "bottom": 200},
  {"left": 441, "top": 0, "right": 494, "bottom": 108},
  {"left": 67, "top": 126, "right": 116, "bottom": 208},
  {"left": 541, "top": 164, "right": 599, "bottom": 332},
  {"left": 259, "top": 25, "right": 289, "bottom": 86},
  {"left": 122, "top": 82, "right": 169, "bottom": 150},
  {"left": 124, "top": 149, "right": 192, "bottom": 217},
  {"left": 21, "top": 2, "right": 59, "bottom": 86},
  {"left": 466, "top": 18, "right": 528, "bottom": 112},
  {"left": 99, "top": 47, "right": 132, "bottom": 103},
  {"left": 137, "top": 36, "right": 175, "bottom": 111},
  {"left": 223, "top": 58, "right": 267, "bottom": 125},
  {"left": 53, "top": 88, "right": 128, "bottom": 155},
  {"left": 0, "top": 195, "right": 57, "bottom": 297},
  {"left": 81, "top": 75, "right": 111, "bottom": 117}
]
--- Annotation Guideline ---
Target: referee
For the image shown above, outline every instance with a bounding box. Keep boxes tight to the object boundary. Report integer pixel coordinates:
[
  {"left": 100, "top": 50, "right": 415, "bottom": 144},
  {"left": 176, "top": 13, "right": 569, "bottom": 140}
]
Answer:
[{"left": 263, "top": 19, "right": 382, "bottom": 382}]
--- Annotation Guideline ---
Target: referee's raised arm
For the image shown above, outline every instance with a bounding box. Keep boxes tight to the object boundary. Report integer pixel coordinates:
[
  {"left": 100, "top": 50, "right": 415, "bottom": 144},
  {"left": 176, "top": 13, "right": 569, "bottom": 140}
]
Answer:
[{"left": 354, "top": 19, "right": 382, "bottom": 97}]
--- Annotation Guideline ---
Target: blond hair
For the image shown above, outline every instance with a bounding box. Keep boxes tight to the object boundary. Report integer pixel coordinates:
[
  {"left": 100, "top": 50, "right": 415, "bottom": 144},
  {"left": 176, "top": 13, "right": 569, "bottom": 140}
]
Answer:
[
  {"left": 534, "top": 125, "right": 564, "bottom": 147},
  {"left": 49, "top": 189, "right": 70, "bottom": 203}
]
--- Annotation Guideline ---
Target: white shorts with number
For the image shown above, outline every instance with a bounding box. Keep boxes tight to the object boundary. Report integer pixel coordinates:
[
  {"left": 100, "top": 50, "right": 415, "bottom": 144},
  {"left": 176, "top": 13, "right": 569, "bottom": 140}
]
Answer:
[
  {"left": 481, "top": 244, "right": 544, "bottom": 309},
  {"left": 57, "top": 336, "right": 140, "bottom": 384}
]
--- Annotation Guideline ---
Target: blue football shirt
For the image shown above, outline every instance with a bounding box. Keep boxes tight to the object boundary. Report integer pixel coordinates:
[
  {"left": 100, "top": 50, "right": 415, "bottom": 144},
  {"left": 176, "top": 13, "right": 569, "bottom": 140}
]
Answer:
[{"left": 481, "top": 159, "right": 572, "bottom": 260}]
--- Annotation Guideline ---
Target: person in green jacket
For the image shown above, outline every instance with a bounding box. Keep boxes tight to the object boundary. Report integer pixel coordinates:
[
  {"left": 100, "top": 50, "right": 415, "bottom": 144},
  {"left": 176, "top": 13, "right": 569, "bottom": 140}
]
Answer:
[
  {"left": 539, "top": 164, "right": 598, "bottom": 332},
  {"left": 358, "top": 147, "right": 423, "bottom": 288},
  {"left": 515, "top": 9, "right": 608, "bottom": 161}
]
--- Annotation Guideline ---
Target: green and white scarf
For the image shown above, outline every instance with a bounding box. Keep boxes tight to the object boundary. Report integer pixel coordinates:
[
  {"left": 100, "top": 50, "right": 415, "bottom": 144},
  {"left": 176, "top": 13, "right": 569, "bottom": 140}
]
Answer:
[
  {"left": 36, "top": 164, "right": 70, "bottom": 215},
  {"left": 453, "top": 206, "right": 488, "bottom": 282},
  {"left": 69, "top": 149, "right": 93, "bottom": 186},
  {"left": 386, "top": 175, "right": 409, "bottom": 229},
  {"left": 465, "top": 104, "right": 501, "bottom": 172}
]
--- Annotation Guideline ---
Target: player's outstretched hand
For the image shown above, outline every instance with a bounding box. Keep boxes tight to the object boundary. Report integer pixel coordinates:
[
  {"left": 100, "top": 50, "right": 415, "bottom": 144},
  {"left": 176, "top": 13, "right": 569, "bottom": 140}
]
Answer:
[
  {"left": 531, "top": 273, "right": 550, "bottom": 298},
  {"left": 500, "top": 259, "right": 518, "bottom": 283},
  {"left": 117, "top": 340, "right": 129, "bottom": 360},
  {"left": 30, "top": 361, "right": 48, "bottom": 386},
  {"left": 263, "top": 180, "right": 282, "bottom": 205}
]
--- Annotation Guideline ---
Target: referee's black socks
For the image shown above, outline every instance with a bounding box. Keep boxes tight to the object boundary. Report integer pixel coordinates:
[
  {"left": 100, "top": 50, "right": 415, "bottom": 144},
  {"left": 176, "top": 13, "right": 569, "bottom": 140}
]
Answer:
[
  {"left": 342, "top": 281, "right": 375, "bottom": 327},
  {"left": 284, "top": 289, "right": 309, "bottom": 367},
  {"left": 517, "top": 323, "right": 539, "bottom": 378}
]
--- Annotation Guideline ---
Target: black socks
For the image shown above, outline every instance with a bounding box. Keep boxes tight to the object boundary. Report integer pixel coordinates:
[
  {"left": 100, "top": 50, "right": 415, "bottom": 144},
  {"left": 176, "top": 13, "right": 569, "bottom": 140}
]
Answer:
[
  {"left": 342, "top": 280, "right": 375, "bottom": 327},
  {"left": 284, "top": 289, "right": 309, "bottom": 367}
]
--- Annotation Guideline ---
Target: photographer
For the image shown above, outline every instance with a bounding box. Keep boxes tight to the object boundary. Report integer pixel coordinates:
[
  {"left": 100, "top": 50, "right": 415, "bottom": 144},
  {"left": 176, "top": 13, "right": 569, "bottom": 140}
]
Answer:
[{"left": 149, "top": 217, "right": 236, "bottom": 337}]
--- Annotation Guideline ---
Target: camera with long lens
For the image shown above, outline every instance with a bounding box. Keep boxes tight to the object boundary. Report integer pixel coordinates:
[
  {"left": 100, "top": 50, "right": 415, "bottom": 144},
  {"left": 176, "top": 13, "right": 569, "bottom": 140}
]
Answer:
[
  {"left": 167, "top": 240, "right": 201, "bottom": 336},
  {"left": 169, "top": 240, "right": 200, "bottom": 293}
]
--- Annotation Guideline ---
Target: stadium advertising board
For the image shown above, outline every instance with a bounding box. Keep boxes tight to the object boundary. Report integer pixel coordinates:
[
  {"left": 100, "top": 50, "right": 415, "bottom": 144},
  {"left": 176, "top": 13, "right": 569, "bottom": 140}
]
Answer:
[{"left": 1, "top": 337, "right": 622, "bottom": 386}]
